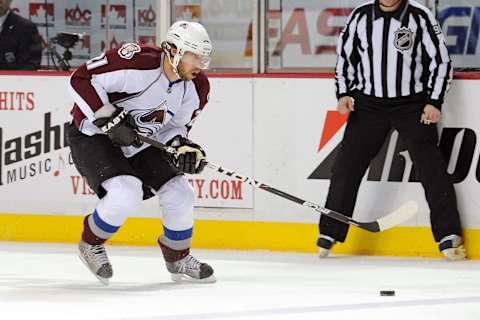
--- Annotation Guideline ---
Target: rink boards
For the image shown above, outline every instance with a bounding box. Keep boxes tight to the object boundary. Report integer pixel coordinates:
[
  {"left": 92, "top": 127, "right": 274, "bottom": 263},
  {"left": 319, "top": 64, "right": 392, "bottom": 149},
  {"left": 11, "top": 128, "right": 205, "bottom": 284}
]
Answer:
[{"left": 1, "top": 71, "right": 480, "bottom": 258}]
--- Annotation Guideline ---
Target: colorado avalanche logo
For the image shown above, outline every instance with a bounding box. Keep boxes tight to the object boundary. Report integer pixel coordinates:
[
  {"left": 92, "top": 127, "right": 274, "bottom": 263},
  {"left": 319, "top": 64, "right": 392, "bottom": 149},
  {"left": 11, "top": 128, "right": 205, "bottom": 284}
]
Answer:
[
  {"left": 131, "top": 101, "right": 169, "bottom": 135},
  {"left": 394, "top": 27, "right": 413, "bottom": 52},
  {"left": 118, "top": 43, "right": 141, "bottom": 59}
]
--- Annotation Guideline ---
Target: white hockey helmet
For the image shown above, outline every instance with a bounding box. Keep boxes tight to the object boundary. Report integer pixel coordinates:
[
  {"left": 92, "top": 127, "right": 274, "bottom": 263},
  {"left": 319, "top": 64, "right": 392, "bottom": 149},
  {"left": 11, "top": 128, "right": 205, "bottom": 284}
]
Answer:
[{"left": 164, "top": 21, "right": 212, "bottom": 74}]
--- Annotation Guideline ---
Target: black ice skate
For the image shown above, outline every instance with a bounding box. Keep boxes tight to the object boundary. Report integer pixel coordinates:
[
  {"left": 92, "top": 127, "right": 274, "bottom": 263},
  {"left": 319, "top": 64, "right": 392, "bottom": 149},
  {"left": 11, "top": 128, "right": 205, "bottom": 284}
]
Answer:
[
  {"left": 78, "top": 240, "right": 113, "bottom": 285},
  {"left": 317, "top": 234, "right": 337, "bottom": 258},
  {"left": 439, "top": 235, "right": 466, "bottom": 261}
]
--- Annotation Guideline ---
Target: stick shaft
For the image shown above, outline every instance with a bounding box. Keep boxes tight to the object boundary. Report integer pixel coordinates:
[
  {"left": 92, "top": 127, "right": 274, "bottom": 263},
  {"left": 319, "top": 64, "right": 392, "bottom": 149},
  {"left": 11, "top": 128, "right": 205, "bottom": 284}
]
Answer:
[{"left": 138, "top": 134, "right": 411, "bottom": 233}]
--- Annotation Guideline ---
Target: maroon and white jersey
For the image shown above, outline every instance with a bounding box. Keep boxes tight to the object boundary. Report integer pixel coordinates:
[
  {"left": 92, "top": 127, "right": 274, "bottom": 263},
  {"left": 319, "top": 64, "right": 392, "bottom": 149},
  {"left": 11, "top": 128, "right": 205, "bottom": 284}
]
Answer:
[{"left": 68, "top": 43, "right": 210, "bottom": 157}]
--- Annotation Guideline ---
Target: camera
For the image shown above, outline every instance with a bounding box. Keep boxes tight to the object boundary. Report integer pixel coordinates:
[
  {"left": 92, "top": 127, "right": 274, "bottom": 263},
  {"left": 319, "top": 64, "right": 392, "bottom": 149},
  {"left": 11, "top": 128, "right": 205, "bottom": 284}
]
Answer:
[
  {"left": 48, "top": 32, "right": 84, "bottom": 71},
  {"left": 51, "top": 32, "right": 83, "bottom": 50}
]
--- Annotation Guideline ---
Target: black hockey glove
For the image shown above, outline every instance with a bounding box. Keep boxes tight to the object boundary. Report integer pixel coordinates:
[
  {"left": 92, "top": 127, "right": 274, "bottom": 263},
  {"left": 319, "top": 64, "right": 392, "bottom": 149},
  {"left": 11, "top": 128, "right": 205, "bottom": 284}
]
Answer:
[
  {"left": 168, "top": 135, "right": 207, "bottom": 174},
  {"left": 93, "top": 107, "right": 142, "bottom": 147}
]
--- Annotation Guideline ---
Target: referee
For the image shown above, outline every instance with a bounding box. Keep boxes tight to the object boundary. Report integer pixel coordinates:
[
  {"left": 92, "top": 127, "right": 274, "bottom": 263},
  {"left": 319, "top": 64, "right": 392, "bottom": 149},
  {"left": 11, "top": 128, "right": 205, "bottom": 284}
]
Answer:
[{"left": 317, "top": 0, "right": 466, "bottom": 260}]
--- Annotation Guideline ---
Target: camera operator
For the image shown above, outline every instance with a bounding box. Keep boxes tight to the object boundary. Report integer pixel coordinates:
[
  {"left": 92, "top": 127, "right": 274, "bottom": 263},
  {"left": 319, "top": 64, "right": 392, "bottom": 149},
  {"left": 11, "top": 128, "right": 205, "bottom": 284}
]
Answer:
[{"left": 0, "top": 0, "right": 42, "bottom": 70}]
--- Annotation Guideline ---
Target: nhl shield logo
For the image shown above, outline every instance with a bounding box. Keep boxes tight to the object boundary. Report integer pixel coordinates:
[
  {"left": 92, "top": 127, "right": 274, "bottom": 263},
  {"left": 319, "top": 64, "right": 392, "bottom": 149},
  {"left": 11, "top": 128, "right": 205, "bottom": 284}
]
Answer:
[{"left": 394, "top": 27, "right": 413, "bottom": 52}]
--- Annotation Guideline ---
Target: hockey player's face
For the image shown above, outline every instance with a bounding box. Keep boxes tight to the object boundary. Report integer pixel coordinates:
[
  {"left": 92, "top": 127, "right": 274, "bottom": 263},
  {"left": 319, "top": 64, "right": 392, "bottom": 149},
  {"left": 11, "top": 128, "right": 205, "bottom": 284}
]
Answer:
[{"left": 178, "top": 52, "right": 210, "bottom": 80}]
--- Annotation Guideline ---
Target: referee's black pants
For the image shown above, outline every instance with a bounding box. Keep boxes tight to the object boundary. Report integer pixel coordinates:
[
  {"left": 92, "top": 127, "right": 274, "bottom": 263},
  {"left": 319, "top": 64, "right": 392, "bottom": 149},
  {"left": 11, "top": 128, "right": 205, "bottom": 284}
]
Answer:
[{"left": 319, "top": 93, "right": 463, "bottom": 244}]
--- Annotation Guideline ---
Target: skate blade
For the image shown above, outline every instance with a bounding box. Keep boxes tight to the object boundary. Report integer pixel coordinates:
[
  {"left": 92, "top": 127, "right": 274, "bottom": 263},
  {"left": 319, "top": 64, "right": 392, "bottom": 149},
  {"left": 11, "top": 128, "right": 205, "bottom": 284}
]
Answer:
[
  {"left": 171, "top": 273, "right": 217, "bottom": 283},
  {"left": 78, "top": 254, "right": 110, "bottom": 286},
  {"left": 318, "top": 248, "right": 331, "bottom": 258}
]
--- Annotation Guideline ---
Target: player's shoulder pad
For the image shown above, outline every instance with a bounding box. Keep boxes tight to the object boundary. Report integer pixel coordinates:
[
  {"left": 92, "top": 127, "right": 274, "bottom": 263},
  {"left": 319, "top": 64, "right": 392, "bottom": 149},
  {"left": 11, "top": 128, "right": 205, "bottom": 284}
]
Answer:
[
  {"left": 192, "top": 71, "right": 210, "bottom": 109},
  {"left": 99, "top": 43, "right": 162, "bottom": 72}
]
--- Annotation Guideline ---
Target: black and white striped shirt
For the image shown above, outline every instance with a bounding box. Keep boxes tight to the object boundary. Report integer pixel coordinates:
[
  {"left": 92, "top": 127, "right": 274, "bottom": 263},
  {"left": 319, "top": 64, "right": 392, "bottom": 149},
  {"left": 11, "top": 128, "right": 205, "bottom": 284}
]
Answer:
[{"left": 335, "top": 0, "right": 452, "bottom": 108}]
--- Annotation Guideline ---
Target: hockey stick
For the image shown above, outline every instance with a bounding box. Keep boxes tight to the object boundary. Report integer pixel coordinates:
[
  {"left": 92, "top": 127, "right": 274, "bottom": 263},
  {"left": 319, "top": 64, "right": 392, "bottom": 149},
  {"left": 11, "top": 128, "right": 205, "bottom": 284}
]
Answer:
[{"left": 138, "top": 134, "right": 418, "bottom": 232}]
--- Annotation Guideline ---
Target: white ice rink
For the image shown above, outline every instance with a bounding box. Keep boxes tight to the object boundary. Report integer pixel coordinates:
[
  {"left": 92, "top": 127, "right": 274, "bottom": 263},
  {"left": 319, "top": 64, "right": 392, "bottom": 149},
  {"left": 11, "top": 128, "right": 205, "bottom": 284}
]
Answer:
[{"left": 0, "top": 242, "right": 479, "bottom": 320}]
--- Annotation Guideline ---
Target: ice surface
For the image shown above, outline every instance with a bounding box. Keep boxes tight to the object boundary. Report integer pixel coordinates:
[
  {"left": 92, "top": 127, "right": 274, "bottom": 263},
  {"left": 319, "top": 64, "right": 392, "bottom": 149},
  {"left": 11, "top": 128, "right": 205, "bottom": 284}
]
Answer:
[{"left": 0, "top": 242, "right": 479, "bottom": 320}]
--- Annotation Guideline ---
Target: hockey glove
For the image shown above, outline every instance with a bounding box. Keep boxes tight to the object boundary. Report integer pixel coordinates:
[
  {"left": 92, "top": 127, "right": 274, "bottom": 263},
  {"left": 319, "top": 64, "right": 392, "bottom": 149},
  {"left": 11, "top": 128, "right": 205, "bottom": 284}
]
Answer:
[
  {"left": 168, "top": 135, "right": 207, "bottom": 174},
  {"left": 94, "top": 107, "right": 142, "bottom": 147}
]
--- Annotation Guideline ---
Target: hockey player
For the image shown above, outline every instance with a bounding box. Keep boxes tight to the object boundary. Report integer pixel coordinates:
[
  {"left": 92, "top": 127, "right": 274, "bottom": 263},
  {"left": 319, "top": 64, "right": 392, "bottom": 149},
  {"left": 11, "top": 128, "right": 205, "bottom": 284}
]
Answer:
[{"left": 66, "top": 21, "right": 215, "bottom": 285}]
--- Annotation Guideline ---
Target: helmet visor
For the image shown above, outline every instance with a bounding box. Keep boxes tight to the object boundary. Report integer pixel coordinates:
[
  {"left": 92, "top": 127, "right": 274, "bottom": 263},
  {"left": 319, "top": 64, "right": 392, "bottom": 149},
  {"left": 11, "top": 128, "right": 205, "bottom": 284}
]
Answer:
[{"left": 181, "top": 51, "right": 211, "bottom": 70}]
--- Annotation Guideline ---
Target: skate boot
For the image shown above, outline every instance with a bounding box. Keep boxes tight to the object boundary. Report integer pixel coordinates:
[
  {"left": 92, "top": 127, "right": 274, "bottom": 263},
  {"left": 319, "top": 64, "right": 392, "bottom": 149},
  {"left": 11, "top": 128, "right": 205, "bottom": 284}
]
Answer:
[
  {"left": 78, "top": 240, "right": 113, "bottom": 285},
  {"left": 439, "top": 235, "right": 466, "bottom": 261},
  {"left": 158, "top": 237, "right": 215, "bottom": 283},
  {"left": 317, "top": 235, "right": 336, "bottom": 258}
]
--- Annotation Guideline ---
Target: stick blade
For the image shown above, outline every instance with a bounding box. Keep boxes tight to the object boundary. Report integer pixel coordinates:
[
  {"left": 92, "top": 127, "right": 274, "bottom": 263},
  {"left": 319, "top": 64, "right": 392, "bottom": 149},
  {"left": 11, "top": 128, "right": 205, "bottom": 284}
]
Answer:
[{"left": 377, "top": 200, "right": 418, "bottom": 231}]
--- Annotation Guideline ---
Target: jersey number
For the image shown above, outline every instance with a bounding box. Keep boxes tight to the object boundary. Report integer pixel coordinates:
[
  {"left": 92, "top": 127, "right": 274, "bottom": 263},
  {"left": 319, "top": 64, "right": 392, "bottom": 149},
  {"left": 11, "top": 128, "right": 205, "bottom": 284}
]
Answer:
[{"left": 86, "top": 52, "right": 108, "bottom": 70}]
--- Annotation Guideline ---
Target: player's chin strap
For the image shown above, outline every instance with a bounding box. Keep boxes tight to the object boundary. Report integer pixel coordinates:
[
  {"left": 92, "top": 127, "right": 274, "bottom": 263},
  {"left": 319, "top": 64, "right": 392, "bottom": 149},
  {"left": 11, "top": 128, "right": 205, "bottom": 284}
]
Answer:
[
  {"left": 136, "top": 134, "right": 418, "bottom": 233},
  {"left": 161, "top": 41, "right": 183, "bottom": 79}
]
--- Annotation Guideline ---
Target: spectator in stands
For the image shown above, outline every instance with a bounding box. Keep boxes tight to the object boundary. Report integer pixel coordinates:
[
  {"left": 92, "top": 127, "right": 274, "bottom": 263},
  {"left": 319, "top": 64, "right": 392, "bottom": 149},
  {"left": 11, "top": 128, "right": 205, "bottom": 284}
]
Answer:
[{"left": 0, "top": 0, "right": 42, "bottom": 70}]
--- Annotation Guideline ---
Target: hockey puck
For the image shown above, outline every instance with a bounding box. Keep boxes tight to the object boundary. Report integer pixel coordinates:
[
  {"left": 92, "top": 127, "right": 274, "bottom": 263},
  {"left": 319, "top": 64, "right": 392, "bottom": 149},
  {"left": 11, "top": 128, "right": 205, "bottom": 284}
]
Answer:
[{"left": 380, "top": 290, "right": 395, "bottom": 296}]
